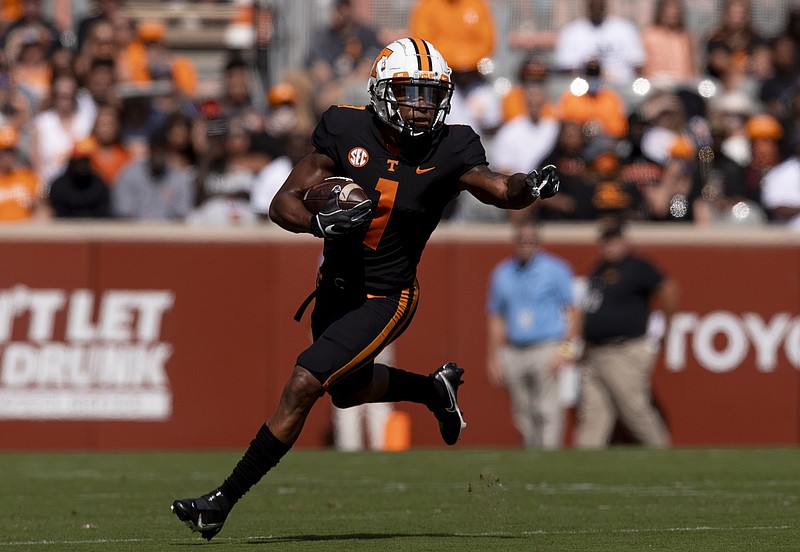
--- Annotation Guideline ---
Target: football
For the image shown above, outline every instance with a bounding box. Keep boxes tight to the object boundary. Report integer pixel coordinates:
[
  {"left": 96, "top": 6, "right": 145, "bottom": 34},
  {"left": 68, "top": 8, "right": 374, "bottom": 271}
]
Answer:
[{"left": 303, "top": 176, "right": 369, "bottom": 215}]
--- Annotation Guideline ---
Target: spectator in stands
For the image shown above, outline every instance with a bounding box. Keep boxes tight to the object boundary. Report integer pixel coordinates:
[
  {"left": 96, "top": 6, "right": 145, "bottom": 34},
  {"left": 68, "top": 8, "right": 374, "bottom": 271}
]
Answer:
[
  {"left": 76, "top": 0, "right": 124, "bottom": 53},
  {"left": 49, "top": 44, "right": 75, "bottom": 80},
  {"left": 112, "top": 128, "right": 195, "bottom": 221},
  {"left": 247, "top": 132, "right": 293, "bottom": 222},
  {"left": 555, "top": 58, "right": 628, "bottom": 139},
  {"left": 31, "top": 73, "right": 94, "bottom": 190},
  {"left": 641, "top": 0, "right": 699, "bottom": 87},
  {"left": 109, "top": 11, "right": 140, "bottom": 83},
  {"left": 162, "top": 111, "right": 198, "bottom": 171},
  {"left": 217, "top": 54, "right": 265, "bottom": 134},
  {"left": 687, "top": 113, "right": 746, "bottom": 223},
  {"left": 553, "top": 0, "right": 645, "bottom": 85},
  {"left": 220, "top": 56, "right": 252, "bottom": 118},
  {"left": 117, "top": 88, "right": 167, "bottom": 159},
  {"left": 704, "top": 0, "right": 770, "bottom": 99},
  {"left": 619, "top": 111, "right": 664, "bottom": 206},
  {"left": 89, "top": 103, "right": 131, "bottom": 186},
  {"left": 264, "top": 81, "right": 314, "bottom": 140},
  {"left": 410, "top": 0, "right": 495, "bottom": 75},
  {"left": 7, "top": 26, "right": 51, "bottom": 108},
  {"left": 638, "top": 90, "right": 715, "bottom": 222},
  {"left": 0, "top": 125, "right": 48, "bottom": 222},
  {"left": 188, "top": 116, "right": 259, "bottom": 226},
  {"left": 74, "top": 18, "right": 117, "bottom": 86},
  {"left": 48, "top": 136, "right": 111, "bottom": 218},
  {"left": 306, "top": 0, "right": 381, "bottom": 115},
  {"left": 760, "top": 125, "right": 800, "bottom": 228},
  {"left": 76, "top": 58, "right": 117, "bottom": 122},
  {"left": 1, "top": 0, "right": 59, "bottom": 52},
  {"left": 0, "top": 62, "right": 35, "bottom": 160},
  {"left": 759, "top": 35, "right": 797, "bottom": 122},
  {"left": 138, "top": 21, "right": 198, "bottom": 99},
  {"left": 639, "top": 90, "right": 692, "bottom": 166},
  {"left": 709, "top": 91, "right": 758, "bottom": 167},
  {"left": 492, "top": 57, "right": 559, "bottom": 222},
  {"left": 741, "top": 114, "right": 782, "bottom": 210},
  {"left": 583, "top": 134, "right": 646, "bottom": 221},
  {"left": 539, "top": 120, "right": 595, "bottom": 220},
  {"left": 787, "top": 5, "right": 800, "bottom": 71},
  {"left": 501, "top": 55, "right": 552, "bottom": 123}
]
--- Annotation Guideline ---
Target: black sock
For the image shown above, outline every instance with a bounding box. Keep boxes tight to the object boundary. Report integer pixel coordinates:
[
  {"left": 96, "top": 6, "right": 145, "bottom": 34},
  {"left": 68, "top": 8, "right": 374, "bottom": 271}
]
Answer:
[
  {"left": 219, "top": 424, "right": 291, "bottom": 505},
  {"left": 379, "top": 367, "right": 444, "bottom": 407}
]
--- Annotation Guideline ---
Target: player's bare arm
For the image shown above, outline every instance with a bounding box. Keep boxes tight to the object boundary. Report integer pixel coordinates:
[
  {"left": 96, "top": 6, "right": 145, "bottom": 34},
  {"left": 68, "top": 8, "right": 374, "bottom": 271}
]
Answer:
[
  {"left": 459, "top": 163, "right": 560, "bottom": 209},
  {"left": 268, "top": 150, "right": 334, "bottom": 233}
]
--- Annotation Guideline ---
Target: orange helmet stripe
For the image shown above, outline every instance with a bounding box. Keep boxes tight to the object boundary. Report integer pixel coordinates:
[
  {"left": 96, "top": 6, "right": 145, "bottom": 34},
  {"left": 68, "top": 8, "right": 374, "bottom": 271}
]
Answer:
[{"left": 410, "top": 37, "right": 432, "bottom": 72}]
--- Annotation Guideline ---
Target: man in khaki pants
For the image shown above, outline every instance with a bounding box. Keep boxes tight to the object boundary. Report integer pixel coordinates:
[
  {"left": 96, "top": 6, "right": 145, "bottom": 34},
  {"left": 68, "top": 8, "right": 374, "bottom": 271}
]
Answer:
[
  {"left": 486, "top": 221, "right": 578, "bottom": 449},
  {"left": 574, "top": 219, "right": 679, "bottom": 448}
]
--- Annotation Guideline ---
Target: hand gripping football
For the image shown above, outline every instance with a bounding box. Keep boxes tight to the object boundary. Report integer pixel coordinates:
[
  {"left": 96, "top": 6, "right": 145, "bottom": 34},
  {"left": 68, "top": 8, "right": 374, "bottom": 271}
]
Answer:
[{"left": 302, "top": 176, "right": 369, "bottom": 214}]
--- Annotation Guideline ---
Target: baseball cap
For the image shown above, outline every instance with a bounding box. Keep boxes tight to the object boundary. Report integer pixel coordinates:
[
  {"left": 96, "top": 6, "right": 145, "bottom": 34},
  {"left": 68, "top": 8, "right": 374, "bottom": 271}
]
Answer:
[
  {"left": 138, "top": 20, "right": 166, "bottom": 42},
  {"left": 746, "top": 114, "right": 783, "bottom": 141},
  {"left": 267, "top": 82, "right": 298, "bottom": 106}
]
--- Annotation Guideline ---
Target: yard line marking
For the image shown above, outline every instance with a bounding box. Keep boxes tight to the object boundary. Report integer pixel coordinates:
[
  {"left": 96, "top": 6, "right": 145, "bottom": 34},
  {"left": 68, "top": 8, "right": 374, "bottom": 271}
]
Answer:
[
  {"left": 0, "top": 526, "right": 791, "bottom": 546},
  {"left": 0, "top": 539, "right": 152, "bottom": 546},
  {"left": 516, "top": 525, "right": 792, "bottom": 537}
]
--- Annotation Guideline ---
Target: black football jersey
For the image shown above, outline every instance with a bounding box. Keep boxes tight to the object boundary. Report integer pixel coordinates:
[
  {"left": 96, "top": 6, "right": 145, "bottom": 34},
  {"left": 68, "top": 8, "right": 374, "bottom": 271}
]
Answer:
[{"left": 312, "top": 105, "right": 487, "bottom": 293}]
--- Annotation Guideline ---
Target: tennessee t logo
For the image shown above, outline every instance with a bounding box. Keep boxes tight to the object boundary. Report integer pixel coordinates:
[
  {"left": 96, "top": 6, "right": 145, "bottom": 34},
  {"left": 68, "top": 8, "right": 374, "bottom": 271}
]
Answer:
[
  {"left": 416, "top": 166, "right": 435, "bottom": 174},
  {"left": 386, "top": 159, "right": 399, "bottom": 172}
]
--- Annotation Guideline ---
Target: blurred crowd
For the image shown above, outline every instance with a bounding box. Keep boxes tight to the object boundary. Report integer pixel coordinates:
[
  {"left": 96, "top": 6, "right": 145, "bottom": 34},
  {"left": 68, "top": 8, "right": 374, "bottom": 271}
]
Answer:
[{"left": 0, "top": 0, "right": 799, "bottom": 228}]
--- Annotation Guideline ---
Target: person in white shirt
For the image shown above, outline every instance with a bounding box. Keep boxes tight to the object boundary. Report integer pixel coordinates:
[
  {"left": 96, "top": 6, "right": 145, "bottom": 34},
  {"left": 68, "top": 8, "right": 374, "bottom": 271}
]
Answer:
[
  {"left": 491, "top": 58, "right": 559, "bottom": 223},
  {"left": 761, "top": 129, "right": 800, "bottom": 229},
  {"left": 492, "top": 60, "right": 559, "bottom": 179},
  {"left": 553, "top": 0, "right": 645, "bottom": 85}
]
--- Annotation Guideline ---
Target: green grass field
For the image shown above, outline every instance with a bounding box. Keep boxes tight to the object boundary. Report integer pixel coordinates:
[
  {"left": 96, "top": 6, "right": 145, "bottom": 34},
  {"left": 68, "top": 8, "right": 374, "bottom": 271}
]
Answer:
[{"left": 2, "top": 447, "right": 798, "bottom": 551}]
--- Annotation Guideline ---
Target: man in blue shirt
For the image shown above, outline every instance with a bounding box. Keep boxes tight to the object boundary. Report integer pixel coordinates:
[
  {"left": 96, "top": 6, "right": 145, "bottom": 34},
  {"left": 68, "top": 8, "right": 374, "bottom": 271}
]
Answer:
[{"left": 486, "top": 221, "right": 578, "bottom": 449}]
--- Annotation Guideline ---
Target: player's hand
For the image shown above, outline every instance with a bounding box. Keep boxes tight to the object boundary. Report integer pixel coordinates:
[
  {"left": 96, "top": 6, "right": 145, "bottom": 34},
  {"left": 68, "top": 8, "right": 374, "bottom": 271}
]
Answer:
[
  {"left": 310, "top": 186, "right": 373, "bottom": 238},
  {"left": 525, "top": 164, "right": 559, "bottom": 199}
]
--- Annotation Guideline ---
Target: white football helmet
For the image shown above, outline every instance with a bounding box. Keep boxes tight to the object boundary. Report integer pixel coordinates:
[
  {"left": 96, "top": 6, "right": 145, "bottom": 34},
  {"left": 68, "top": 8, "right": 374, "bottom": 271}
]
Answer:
[{"left": 368, "top": 38, "right": 454, "bottom": 138}]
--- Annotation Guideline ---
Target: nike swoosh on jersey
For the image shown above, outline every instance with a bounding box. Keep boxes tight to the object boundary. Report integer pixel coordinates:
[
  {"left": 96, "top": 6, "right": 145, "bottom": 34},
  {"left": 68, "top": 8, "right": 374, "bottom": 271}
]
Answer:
[{"left": 415, "top": 166, "right": 435, "bottom": 174}]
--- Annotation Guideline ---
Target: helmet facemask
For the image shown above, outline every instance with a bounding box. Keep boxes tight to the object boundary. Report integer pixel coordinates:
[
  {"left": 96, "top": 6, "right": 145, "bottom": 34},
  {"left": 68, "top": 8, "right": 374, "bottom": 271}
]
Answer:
[{"left": 373, "top": 77, "right": 453, "bottom": 138}]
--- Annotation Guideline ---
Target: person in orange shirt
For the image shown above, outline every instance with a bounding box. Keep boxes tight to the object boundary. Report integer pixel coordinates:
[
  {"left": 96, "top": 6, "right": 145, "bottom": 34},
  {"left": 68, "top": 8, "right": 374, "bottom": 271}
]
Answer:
[
  {"left": 502, "top": 55, "right": 557, "bottom": 122},
  {"left": 116, "top": 19, "right": 198, "bottom": 98},
  {"left": 409, "top": 0, "right": 495, "bottom": 73},
  {"left": 89, "top": 104, "right": 131, "bottom": 186},
  {"left": 555, "top": 59, "right": 628, "bottom": 138},
  {"left": 0, "top": 126, "right": 49, "bottom": 221}
]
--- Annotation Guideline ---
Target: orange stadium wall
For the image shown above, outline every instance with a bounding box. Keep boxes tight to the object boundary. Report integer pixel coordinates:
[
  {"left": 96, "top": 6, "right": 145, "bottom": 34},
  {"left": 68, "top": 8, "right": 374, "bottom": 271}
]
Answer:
[{"left": 0, "top": 224, "right": 798, "bottom": 451}]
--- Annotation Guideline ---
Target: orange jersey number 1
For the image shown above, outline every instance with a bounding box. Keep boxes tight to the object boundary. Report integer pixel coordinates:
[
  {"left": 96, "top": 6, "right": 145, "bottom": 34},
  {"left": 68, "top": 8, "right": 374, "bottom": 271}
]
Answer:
[{"left": 363, "top": 178, "right": 398, "bottom": 250}]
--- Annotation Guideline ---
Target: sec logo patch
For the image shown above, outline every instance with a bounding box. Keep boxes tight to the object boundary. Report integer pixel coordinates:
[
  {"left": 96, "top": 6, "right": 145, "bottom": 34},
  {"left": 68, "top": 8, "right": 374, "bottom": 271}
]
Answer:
[{"left": 348, "top": 147, "right": 369, "bottom": 168}]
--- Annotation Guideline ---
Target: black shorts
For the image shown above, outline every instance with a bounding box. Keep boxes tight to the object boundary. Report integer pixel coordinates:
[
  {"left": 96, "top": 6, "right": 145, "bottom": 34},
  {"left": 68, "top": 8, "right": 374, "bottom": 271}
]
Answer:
[{"left": 296, "top": 279, "right": 419, "bottom": 391}]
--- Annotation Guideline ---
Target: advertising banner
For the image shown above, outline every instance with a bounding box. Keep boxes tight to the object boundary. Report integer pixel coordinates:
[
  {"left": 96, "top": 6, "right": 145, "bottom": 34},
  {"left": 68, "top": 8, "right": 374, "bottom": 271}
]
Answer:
[{"left": 0, "top": 225, "right": 797, "bottom": 450}]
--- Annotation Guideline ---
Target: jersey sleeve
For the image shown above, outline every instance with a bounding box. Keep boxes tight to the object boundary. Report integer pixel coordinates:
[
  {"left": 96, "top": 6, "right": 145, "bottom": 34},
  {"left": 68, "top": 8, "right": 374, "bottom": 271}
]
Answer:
[
  {"left": 451, "top": 125, "right": 488, "bottom": 175},
  {"left": 311, "top": 107, "right": 340, "bottom": 161}
]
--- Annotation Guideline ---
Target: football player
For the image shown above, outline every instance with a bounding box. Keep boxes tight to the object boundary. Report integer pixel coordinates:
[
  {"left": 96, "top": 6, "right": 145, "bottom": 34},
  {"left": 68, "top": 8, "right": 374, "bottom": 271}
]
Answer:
[{"left": 172, "top": 37, "right": 559, "bottom": 540}]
